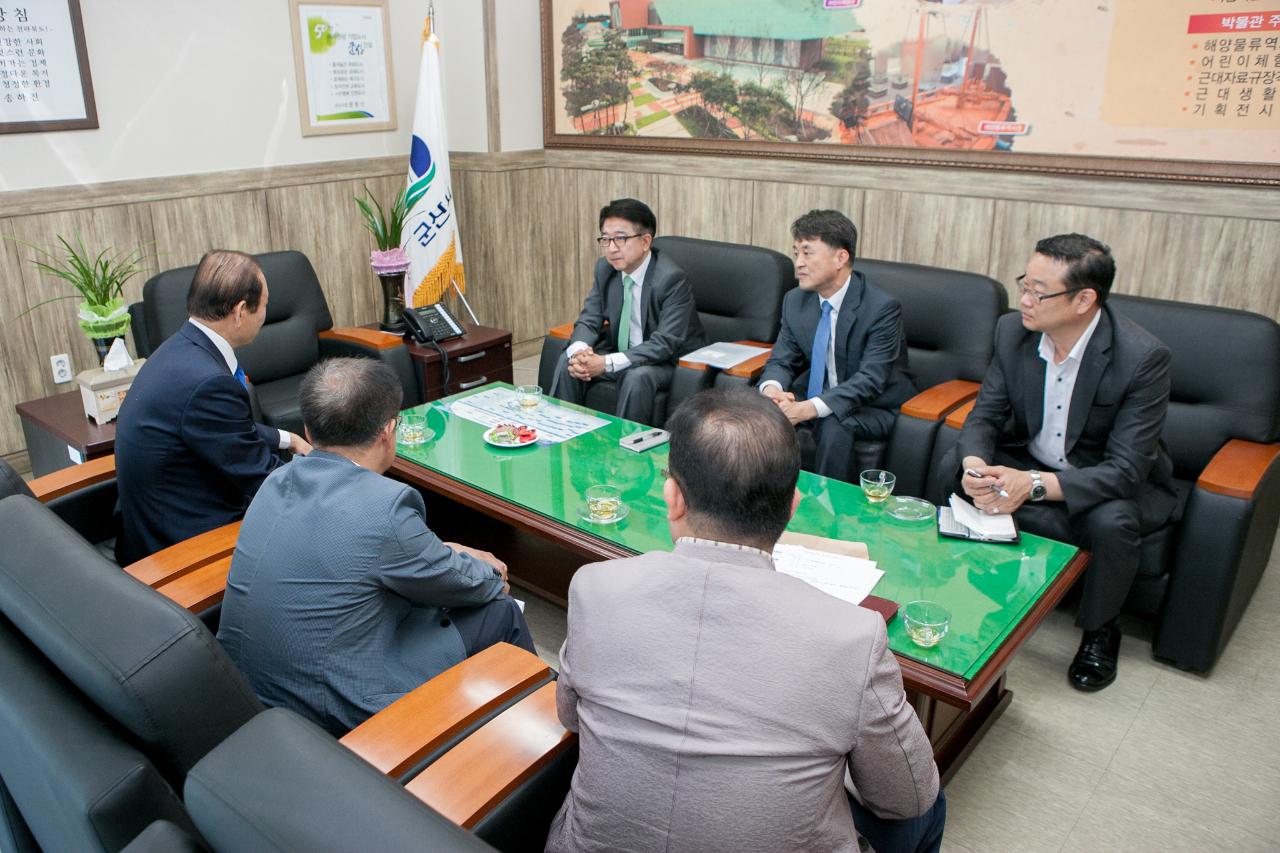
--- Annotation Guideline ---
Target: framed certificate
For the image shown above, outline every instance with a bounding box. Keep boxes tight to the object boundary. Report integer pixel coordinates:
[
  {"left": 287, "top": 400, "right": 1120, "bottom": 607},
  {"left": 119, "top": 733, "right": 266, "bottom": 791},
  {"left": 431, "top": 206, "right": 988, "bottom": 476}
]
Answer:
[
  {"left": 0, "top": 0, "right": 98, "bottom": 134},
  {"left": 290, "top": 0, "right": 396, "bottom": 136}
]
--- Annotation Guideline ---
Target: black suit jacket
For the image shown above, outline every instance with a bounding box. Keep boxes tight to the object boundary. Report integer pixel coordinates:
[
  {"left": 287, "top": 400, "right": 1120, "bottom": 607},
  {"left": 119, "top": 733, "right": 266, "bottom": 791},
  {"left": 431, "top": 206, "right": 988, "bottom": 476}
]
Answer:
[
  {"left": 759, "top": 272, "right": 916, "bottom": 424},
  {"left": 569, "top": 247, "right": 706, "bottom": 366},
  {"left": 958, "top": 306, "right": 1177, "bottom": 519},
  {"left": 114, "top": 322, "right": 283, "bottom": 564}
]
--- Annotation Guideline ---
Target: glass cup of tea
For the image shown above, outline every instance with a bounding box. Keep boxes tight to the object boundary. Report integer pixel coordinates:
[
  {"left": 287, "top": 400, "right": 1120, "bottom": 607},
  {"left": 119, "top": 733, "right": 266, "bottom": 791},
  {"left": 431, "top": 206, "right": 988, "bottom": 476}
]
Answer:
[
  {"left": 397, "top": 409, "right": 428, "bottom": 446},
  {"left": 903, "top": 600, "right": 951, "bottom": 648},
  {"left": 516, "top": 385, "right": 543, "bottom": 410},
  {"left": 585, "top": 484, "right": 623, "bottom": 522},
  {"left": 860, "top": 469, "right": 896, "bottom": 504}
]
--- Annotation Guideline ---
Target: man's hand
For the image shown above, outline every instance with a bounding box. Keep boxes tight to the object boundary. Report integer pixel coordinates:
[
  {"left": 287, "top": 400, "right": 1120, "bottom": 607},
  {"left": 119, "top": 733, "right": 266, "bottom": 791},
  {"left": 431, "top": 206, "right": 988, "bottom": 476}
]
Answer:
[
  {"left": 567, "top": 349, "right": 607, "bottom": 381},
  {"left": 777, "top": 398, "right": 818, "bottom": 425},
  {"left": 288, "top": 432, "right": 313, "bottom": 456},
  {"left": 966, "top": 463, "right": 1033, "bottom": 515},
  {"left": 445, "top": 542, "right": 508, "bottom": 581},
  {"left": 760, "top": 385, "right": 796, "bottom": 404}
]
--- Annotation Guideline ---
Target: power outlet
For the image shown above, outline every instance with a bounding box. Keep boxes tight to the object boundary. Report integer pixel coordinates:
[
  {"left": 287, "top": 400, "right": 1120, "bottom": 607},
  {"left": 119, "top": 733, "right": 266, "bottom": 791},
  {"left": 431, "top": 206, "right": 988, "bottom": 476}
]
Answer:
[{"left": 50, "top": 353, "right": 73, "bottom": 384}]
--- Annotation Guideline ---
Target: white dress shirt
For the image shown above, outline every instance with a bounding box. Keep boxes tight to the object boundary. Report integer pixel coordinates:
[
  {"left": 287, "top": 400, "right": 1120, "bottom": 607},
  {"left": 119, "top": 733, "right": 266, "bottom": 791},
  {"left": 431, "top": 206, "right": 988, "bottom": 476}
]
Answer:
[
  {"left": 1028, "top": 310, "right": 1101, "bottom": 471},
  {"left": 566, "top": 251, "right": 651, "bottom": 374},
  {"left": 759, "top": 276, "right": 850, "bottom": 418},
  {"left": 188, "top": 317, "right": 291, "bottom": 449}
]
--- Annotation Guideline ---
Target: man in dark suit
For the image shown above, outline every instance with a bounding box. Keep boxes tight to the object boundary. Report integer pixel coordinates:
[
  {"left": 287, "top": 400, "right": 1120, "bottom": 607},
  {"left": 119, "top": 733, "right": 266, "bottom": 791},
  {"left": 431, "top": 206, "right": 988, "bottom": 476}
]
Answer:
[
  {"left": 114, "top": 250, "right": 311, "bottom": 565},
  {"left": 758, "top": 209, "right": 915, "bottom": 483},
  {"left": 549, "top": 198, "right": 705, "bottom": 425},
  {"left": 219, "top": 358, "right": 533, "bottom": 735},
  {"left": 948, "top": 234, "right": 1177, "bottom": 691}
]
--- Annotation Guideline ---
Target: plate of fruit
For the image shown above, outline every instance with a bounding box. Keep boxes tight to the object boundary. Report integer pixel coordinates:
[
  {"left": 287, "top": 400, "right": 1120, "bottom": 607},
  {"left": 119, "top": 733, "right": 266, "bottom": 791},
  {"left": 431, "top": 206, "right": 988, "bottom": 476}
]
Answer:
[{"left": 483, "top": 423, "right": 538, "bottom": 448}]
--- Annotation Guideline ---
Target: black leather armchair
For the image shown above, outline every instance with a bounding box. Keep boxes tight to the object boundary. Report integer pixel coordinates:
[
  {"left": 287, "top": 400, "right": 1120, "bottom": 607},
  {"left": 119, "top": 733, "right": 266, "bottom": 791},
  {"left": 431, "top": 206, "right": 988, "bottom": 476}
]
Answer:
[
  {"left": 926, "top": 295, "right": 1280, "bottom": 672},
  {"left": 538, "top": 236, "right": 795, "bottom": 425},
  {"left": 1, "top": 454, "right": 118, "bottom": 554},
  {"left": 129, "top": 250, "right": 421, "bottom": 435}
]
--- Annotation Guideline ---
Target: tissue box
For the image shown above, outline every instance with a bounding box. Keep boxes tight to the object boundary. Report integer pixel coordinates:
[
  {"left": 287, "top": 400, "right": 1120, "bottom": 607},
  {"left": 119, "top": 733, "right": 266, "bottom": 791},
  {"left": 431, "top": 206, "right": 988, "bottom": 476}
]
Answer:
[{"left": 76, "top": 359, "right": 146, "bottom": 425}]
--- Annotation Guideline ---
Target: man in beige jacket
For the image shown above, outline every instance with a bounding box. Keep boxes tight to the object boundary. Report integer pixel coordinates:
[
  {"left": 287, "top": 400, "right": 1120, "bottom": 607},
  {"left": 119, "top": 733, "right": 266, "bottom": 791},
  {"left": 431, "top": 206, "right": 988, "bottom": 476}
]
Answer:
[{"left": 546, "top": 387, "right": 944, "bottom": 853}]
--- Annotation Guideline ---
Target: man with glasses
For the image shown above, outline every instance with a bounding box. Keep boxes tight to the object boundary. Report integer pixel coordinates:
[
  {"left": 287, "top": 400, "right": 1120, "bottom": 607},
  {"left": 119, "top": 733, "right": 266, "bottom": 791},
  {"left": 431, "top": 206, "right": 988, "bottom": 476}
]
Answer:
[
  {"left": 549, "top": 198, "right": 705, "bottom": 425},
  {"left": 218, "top": 357, "right": 535, "bottom": 734},
  {"left": 943, "top": 234, "right": 1177, "bottom": 692}
]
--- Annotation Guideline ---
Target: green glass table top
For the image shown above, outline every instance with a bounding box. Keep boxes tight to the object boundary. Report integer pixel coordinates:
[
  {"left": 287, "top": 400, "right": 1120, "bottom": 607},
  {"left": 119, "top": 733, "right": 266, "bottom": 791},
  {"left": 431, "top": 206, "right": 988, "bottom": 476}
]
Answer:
[{"left": 398, "top": 384, "right": 1079, "bottom": 682}]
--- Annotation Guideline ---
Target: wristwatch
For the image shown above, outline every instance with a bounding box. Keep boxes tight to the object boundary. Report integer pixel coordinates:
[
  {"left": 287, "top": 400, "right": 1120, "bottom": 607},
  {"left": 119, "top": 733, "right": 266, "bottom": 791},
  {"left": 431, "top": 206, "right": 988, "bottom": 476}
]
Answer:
[{"left": 1029, "top": 470, "right": 1047, "bottom": 502}]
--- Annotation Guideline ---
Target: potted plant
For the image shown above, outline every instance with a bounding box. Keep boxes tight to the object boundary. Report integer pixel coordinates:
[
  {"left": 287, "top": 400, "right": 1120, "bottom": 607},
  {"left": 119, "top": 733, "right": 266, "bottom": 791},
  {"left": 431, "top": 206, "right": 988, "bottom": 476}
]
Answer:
[
  {"left": 16, "top": 234, "right": 150, "bottom": 364},
  {"left": 355, "top": 185, "right": 411, "bottom": 331}
]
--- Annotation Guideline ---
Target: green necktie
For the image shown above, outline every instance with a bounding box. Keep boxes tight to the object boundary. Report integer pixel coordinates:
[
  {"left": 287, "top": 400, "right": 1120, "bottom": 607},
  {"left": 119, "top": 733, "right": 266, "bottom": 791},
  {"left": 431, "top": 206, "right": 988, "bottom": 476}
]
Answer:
[{"left": 617, "top": 274, "right": 636, "bottom": 353}]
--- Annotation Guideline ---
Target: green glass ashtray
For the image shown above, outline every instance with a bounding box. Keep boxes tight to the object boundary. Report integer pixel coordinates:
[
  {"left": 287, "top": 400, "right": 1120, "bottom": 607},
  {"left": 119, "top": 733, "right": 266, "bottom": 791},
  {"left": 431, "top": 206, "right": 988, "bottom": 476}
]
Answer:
[{"left": 887, "top": 496, "right": 934, "bottom": 522}]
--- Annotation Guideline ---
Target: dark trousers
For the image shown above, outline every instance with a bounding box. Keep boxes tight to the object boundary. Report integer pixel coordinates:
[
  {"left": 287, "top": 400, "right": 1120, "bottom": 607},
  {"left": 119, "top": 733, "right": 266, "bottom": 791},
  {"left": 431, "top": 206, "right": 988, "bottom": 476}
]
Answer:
[
  {"left": 450, "top": 596, "right": 537, "bottom": 657},
  {"left": 549, "top": 351, "right": 672, "bottom": 425},
  {"left": 849, "top": 789, "right": 946, "bottom": 853},
  {"left": 798, "top": 406, "right": 895, "bottom": 485},
  {"left": 942, "top": 445, "right": 1160, "bottom": 631}
]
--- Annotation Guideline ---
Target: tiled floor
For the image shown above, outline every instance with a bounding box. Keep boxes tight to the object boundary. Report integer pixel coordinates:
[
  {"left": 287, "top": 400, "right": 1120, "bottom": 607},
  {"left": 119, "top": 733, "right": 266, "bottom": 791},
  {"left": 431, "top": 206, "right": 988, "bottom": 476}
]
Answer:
[{"left": 507, "top": 358, "right": 1280, "bottom": 853}]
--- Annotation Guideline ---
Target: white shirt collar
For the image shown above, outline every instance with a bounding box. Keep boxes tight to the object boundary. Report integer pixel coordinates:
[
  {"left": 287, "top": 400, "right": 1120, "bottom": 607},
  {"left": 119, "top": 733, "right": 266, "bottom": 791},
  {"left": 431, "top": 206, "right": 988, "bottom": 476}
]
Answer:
[
  {"left": 1038, "top": 309, "right": 1102, "bottom": 366},
  {"left": 822, "top": 276, "right": 852, "bottom": 312},
  {"left": 624, "top": 251, "right": 652, "bottom": 289},
  {"left": 188, "top": 317, "right": 238, "bottom": 374}
]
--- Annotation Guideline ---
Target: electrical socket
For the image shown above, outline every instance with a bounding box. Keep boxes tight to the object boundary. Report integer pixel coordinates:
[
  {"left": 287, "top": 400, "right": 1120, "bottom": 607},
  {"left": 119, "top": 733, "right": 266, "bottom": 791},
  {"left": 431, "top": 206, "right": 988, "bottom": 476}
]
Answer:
[{"left": 50, "top": 353, "right": 72, "bottom": 384}]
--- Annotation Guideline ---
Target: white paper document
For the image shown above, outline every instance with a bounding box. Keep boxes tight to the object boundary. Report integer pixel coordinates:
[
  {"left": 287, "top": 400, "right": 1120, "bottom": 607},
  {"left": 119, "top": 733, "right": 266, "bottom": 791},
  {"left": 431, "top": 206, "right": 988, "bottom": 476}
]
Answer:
[
  {"left": 948, "top": 493, "right": 1017, "bottom": 538},
  {"left": 444, "top": 388, "right": 609, "bottom": 443},
  {"left": 773, "top": 544, "right": 883, "bottom": 607},
  {"left": 678, "top": 342, "right": 770, "bottom": 369}
]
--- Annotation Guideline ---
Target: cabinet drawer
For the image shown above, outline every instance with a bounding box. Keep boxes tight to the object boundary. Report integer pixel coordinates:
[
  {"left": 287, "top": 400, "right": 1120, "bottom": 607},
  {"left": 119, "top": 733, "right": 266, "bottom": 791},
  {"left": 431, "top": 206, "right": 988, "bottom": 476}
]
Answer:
[{"left": 420, "top": 340, "right": 513, "bottom": 399}]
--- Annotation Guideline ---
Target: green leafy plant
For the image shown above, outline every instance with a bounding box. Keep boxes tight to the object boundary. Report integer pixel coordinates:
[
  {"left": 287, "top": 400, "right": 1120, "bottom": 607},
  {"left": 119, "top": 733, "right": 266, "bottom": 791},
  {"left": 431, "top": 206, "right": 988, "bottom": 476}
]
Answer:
[
  {"left": 354, "top": 185, "right": 410, "bottom": 251},
  {"left": 15, "top": 234, "right": 149, "bottom": 314}
]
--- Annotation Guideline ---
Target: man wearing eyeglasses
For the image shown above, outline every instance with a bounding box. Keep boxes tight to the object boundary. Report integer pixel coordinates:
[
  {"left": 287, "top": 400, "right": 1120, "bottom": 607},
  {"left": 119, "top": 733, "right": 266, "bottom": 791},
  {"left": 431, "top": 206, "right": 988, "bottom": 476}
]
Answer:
[
  {"left": 549, "top": 198, "right": 705, "bottom": 425},
  {"left": 946, "top": 234, "right": 1178, "bottom": 692}
]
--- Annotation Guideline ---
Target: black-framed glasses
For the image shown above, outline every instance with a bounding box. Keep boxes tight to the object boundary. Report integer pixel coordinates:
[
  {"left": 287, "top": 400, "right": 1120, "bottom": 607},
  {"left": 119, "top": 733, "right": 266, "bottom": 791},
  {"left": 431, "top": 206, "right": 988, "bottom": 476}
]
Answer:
[
  {"left": 597, "top": 234, "right": 643, "bottom": 248},
  {"left": 1016, "top": 275, "right": 1083, "bottom": 304}
]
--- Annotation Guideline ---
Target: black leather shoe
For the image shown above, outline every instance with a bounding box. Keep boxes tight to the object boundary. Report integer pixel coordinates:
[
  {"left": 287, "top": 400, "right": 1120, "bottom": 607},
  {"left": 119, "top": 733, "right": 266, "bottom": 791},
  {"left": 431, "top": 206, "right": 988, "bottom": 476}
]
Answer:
[{"left": 1068, "top": 622, "right": 1120, "bottom": 691}]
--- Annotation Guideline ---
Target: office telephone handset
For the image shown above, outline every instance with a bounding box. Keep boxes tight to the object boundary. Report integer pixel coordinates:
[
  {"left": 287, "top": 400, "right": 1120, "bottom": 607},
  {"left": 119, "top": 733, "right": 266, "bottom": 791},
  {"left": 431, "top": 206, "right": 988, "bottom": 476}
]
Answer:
[{"left": 402, "top": 303, "right": 465, "bottom": 343}]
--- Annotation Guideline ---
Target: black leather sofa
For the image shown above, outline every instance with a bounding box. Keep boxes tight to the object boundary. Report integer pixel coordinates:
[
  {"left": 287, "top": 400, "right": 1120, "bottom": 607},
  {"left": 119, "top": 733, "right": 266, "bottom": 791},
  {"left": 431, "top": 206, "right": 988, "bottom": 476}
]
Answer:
[{"left": 129, "top": 250, "right": 422, "bottom": 435}]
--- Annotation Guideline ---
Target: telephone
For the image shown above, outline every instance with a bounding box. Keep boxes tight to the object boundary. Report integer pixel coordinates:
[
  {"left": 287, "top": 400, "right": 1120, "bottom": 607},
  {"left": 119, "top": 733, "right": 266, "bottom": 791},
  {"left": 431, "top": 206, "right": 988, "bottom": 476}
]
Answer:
[{"left": 402, "top": 303, "right": 465, "bottom": 343}]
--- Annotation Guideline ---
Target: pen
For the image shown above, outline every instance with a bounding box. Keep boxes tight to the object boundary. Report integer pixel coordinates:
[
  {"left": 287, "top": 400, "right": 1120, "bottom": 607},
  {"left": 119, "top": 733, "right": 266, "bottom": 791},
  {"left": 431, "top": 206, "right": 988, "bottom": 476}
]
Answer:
[{"left": 964, "top": 467, "right": 1010, "bottom": 499}]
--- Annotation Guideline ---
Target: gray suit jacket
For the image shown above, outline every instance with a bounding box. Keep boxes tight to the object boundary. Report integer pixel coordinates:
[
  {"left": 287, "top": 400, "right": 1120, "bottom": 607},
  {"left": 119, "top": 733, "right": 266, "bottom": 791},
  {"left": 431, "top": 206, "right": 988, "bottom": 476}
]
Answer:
[
  {"left": 759, "top": 273, "right": 916, "bottom": 434},
  {"left": 217, "top": 450, "right": 504, "bottom": 735},
  {"left": 958, "top": 307, "right": 1178, "bottom": 520},
  {"left": 569, "top": 247, "right": 707, "bottom": 366},
  {"left": 546, "top": 540, "right": 938, "bottom": 853}
]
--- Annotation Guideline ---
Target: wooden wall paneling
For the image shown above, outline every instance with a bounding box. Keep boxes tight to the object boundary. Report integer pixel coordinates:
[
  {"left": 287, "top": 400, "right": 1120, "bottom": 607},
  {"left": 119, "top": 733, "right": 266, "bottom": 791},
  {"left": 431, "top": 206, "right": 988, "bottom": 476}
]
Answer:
[
  {"left": 148, "top": 191, "right": 272, "bottom": 270},
  {"left": 860, "top": 191, "right": 995, "bottom": 276},
  {"left": 987, "top": 201, "right": 1155, "bottom": 307},
  {"left": 748, "top": 181, "right": 865, "bottom": 256},
  {"left": 1137, "top": 214, "right": 1280, "bottom": 318},
  {"left": 654, "top": 174, "right": 754, "bottom": 245},
  {"left": 451, "top": 169, "right": 502, "bottom": 336},
  {"left": 266, "top": 178, "right": 384, "bottom": 329},
  {"left": 0, "top": 203, "right": 156, "bottom": 456}
]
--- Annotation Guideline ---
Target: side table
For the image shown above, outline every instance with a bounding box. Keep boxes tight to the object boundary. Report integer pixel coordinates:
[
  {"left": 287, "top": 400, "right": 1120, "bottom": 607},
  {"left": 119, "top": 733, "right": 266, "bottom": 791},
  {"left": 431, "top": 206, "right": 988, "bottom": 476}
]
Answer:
[
  {"left": 15, "top": 390, "right": 117, "bottom": 477},
  {"left": 405, "top": 323, "right": 513, "bottom": 402}
]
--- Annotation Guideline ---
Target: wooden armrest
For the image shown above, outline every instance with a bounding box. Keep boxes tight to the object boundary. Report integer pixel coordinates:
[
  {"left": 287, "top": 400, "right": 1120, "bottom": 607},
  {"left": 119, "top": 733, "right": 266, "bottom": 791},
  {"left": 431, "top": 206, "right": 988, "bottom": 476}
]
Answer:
[
  {"left": 318, "top": 327, "right": 404, "bottom": 350},
  {"left": 28, "top": 454, "right": 116, "bottom": 502},
  {"left": 124, "top": 521, "right": 241, "bottom": 588},
  {"left": 943, "top": 399, "right": 977, "bottom": 430},
  {"left": 900, "top": 380, "right": 981, "bottom": 421},
  {"left": 405, "top": 681, "right": 575, "bottom": 828},
  {"left": 547, "top": 322, "right": 574, "bottom": 340},
  {"left": 1196, "top": 439, "right": 1280, "bottom": 500},
  {"left": 341, "top": 643, "right": 551, "bottom": 778},
  {"left": 723, "top": 343, "right": 774, "bottom": 380},
  {"left": 678, "top": 340, "right": 770, "bottom": 372},
  {"left": 152, "top": 555, "right": 232, "bottom": 612}
]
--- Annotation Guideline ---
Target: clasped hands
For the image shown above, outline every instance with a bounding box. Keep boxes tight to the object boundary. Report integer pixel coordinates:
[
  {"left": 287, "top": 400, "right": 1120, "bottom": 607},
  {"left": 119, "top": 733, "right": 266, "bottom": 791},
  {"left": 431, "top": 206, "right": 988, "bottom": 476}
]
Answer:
[
  {"left": 446, "top": 542, "right": 511, "bottom": 596},
  {"left": 760, "top": 386, "right": 818, "bottom": 425},
  {"left": 566, "top": 347, "right": 608, "bottom": 381},
  {"left": 961, "top": 455, "right": 1034, "bottom": 515}
]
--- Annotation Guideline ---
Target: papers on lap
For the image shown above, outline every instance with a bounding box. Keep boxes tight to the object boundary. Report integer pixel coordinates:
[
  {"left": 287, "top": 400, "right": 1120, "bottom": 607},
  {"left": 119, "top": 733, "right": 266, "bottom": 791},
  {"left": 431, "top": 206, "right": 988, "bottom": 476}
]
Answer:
[
  {"left": 444, "top": 388, "right": 609, "bottom": 443},
  {"left": 773, "top": 543, "right": 883, "bottom": 608},
  {"left": 679, "top": 342, "right": 770, "bottom": 369}
]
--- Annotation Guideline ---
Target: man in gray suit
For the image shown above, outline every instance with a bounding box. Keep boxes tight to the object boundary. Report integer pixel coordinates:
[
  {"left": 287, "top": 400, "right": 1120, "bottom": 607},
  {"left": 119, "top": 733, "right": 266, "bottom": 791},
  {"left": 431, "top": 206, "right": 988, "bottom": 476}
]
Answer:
[
  {"left": 759, "top": 209, "right": 916, "bottom": 483},
  {"left": 547, "top": 388, "right": 944, "bottom": 853},
  {"left": 947, "top": 234, "right": 1177, "bottom": 692},
  {"left": 549, "top": 197, "right": 706, "bottom": 425},
  {"left": 218, "top": 358, "right": 534, "bottom": 735}
]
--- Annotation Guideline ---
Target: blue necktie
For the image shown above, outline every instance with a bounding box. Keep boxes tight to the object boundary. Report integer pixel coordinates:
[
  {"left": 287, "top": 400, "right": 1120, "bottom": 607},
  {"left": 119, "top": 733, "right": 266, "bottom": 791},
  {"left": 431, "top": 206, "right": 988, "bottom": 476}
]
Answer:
[
  {"left": 233, "top": 366, "right": 248, "bottom": 388},
  {"left": 807, "top": 300, "right": 833, "bottom": 401}
]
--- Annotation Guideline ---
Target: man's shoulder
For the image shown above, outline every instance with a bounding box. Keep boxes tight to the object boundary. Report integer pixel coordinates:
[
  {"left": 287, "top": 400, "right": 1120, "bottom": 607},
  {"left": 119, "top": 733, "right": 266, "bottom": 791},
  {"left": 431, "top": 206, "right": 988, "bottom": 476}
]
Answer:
[
  {"left": 857, "top": 274, "right": 901, "bottom": 312},
  {"left": 1105, "top": 305, "right": 1169, "bottom": 360},
  {"left": 647, "top": 247, "right": 686, "bottom": 283}
]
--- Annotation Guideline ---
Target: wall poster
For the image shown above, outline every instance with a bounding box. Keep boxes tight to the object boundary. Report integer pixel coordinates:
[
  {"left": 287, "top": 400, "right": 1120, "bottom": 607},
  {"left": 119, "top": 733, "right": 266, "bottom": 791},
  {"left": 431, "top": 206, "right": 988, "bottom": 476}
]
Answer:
[
  {"left": 542, "top": 0, "right": 1280, "bottom": 185},
  {"left": 0, "top": 0, "right": 98, "bottom": 134},
  {"left": 290, "top": 0, "right": 396, "bottom": 137}
]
